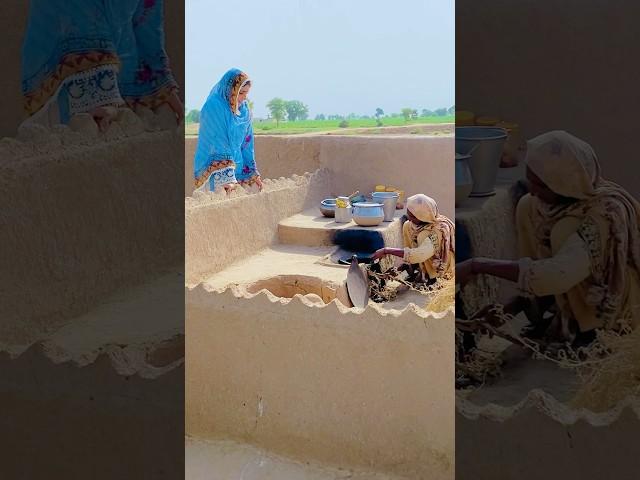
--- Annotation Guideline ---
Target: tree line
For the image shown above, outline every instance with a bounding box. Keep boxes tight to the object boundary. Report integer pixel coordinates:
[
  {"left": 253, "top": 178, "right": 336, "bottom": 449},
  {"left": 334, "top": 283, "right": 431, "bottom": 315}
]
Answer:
[{"left": 184, "top": 102, "right": 454, "bottom": 125}]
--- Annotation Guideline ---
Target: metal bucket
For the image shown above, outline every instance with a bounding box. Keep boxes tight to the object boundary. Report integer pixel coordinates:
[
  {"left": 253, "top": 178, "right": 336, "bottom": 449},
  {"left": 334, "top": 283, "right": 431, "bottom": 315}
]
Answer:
[
  {"left": 455, "top": 127, "right": 507, "bottom": 197},
  {"left": 455, "top": 152, "right": 473, "bottom": 205},
  {"left": 371, "top": 191, "right": 399, "bottom": 221}
]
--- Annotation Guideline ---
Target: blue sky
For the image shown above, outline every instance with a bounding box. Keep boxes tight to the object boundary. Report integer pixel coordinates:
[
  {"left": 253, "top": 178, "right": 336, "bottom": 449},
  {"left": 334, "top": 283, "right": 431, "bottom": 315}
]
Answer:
[{"left": 185, "top": 0, "right": 454, "bottom": 118}]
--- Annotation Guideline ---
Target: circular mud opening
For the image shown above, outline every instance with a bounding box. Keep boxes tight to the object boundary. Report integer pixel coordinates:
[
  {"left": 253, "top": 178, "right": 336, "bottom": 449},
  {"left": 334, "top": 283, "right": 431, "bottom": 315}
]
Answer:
[{"left": 245, "top": 275, "right": 350, "bottom": 306}]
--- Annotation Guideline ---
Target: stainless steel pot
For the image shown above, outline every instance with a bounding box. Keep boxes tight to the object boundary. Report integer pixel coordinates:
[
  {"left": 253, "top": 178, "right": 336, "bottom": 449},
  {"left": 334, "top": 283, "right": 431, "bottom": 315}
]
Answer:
[
  {"left": 371, "top": 191, "right": 399, "bottom": 221},
  {"left": 352, "top": 202, "right": 384, "bottom": 227}
]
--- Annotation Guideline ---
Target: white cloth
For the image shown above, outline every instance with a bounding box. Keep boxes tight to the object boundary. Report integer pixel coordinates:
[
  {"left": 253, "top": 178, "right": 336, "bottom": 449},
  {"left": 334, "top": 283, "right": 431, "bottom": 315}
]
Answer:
[
  {"left": 518, "top": 232, "right": 591, "bottom": 296},
  {"left": 404, "top": 235, "right": 435, "bottom": 264}
]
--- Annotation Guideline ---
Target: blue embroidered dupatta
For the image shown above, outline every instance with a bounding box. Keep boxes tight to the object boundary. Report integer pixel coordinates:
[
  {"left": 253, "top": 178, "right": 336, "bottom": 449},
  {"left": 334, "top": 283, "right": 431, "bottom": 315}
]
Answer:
[{"left": 193, "top": 68, "right": 259, "bottom": 191}]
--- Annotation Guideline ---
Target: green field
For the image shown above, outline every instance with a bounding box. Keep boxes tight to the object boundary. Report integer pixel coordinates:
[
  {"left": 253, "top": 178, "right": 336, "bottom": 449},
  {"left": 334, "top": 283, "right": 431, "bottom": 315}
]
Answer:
[{"left": 185, "top": 115, "right": 454, "bottom": 136}]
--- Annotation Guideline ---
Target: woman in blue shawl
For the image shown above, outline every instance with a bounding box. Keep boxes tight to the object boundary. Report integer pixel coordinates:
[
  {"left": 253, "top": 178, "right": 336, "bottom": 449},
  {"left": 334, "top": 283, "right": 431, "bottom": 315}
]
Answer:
[
  {"left": 20, "top": 0, "right": 183, "bottom": 130},
  {"left": 193, "top": 69, "right": 262, "bottom": 193}
]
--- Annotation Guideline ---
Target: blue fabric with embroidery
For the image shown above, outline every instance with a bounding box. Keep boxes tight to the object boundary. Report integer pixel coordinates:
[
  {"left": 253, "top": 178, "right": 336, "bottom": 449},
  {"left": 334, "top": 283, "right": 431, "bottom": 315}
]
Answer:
[
  {"left": 193, "top": 68, "right": 259, "bottom": 191},
  {"left": 21, "top": 0, "right": 174, "bottom": 123}
]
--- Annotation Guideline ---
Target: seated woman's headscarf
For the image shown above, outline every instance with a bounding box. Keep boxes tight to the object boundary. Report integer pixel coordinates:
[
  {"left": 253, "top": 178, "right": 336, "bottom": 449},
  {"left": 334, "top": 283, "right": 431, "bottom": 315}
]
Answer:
[
  {"left": 406, "top": 194, "right": 455, "bottom": 276},
  {"left": 193, "top": 68, "right": 259, "bottom": 191},
  {"left": 526, "top": 130, "right": 640, "bottom": 328}
]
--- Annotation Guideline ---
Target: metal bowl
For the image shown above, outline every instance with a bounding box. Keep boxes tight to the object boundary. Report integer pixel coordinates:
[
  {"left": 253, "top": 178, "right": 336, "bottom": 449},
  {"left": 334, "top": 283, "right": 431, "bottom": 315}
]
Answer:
[{"left": 320, "top": 198, "right": 337, "bottom": 217}]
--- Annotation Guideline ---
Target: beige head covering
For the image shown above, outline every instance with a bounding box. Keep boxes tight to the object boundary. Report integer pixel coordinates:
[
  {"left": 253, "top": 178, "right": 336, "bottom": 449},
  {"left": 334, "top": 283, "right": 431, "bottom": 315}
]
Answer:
[
  {"left": 406, "top": 194, "right": 455, "bottom": 276},
  {"left": 407, "top": 194, "right": 440, "bottom": 222},
  {"left": 526, "top": 130, "right": 599, "bottom": 199},
  {"left": 525, "top": 130, "right": 640, "bottom": 329}
]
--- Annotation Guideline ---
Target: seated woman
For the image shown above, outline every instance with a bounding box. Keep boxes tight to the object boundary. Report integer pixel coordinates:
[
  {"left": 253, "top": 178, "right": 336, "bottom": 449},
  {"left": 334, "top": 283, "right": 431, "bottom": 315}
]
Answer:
[
  {"left": 21, "top": 0, "right": 182, "bottom": 130},
  {"left": 193, "top": 68, "right": 262, "bottom": 193},
  {"left": 457, "top": 130, "right": 640, "bottom": 347},
  {"left": 372, "top": 194, "right": 455, "bottom": 283}
]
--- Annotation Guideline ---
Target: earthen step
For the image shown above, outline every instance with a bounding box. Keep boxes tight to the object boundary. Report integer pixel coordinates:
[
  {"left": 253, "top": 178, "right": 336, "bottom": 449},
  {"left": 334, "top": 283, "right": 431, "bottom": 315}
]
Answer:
[{"left": 278, "top": 208, "right": 403, "bottom": 247}]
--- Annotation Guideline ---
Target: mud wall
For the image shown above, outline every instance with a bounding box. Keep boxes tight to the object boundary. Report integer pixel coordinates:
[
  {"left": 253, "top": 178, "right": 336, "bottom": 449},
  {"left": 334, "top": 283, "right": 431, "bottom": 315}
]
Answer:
[
  {"left": 186, "top": 286, "right": 454, "bottom": 480},
  {"left": 0, "top": 0, "right": 185, "bottom": 138},
  {"left": 0, "top": 129, "right": 183, "bottom": 351},
  {"left": 185, "top": 170, "right": 332, "bottom": 285},
  {"left": 185, "top": 135, "right": 454, "bottom": 219},
  {"left": 456, "top": 394, "right": 640, "bottom": 480},
  {"left": 456, "top": 0, "right": 640, "bottom": 198}
]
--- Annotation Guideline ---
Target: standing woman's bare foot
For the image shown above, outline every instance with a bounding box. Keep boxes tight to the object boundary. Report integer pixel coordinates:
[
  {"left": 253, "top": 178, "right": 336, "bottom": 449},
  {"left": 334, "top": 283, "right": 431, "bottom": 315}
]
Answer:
[
  {"left": 89, "top": 105, "right": 119, "bottom": 132},
  {"left": 223, "top": 183, "right": 238, "bottom": 194}
]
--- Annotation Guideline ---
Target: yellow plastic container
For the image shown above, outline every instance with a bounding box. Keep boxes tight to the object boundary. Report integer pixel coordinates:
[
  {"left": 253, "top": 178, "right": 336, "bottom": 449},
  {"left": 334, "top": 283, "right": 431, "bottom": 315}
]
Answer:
[
  {"left": 476, "top": 116, "right": 500, "bottom": 126},
  {"left": 455, "top": 110, "right": 475, "bottom": 126},
  {"left": 375, "top": 185, "right": 386, "bottom": 192},
  {"left": 497, "top": 121, "right": 522, "bottom": 167}
]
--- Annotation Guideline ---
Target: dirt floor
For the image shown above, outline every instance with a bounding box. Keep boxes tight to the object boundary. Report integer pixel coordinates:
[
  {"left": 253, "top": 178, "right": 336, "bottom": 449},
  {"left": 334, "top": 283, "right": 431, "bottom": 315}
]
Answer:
[{"left": 186, "top": 437, "right": 406, "bottom": 480}]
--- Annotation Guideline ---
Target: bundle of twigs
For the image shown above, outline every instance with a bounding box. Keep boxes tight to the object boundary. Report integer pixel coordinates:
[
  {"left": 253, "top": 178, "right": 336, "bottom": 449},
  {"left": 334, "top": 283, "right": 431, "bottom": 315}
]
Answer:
[
  {"left": 455, "top": 305, "right": 617, "bottom": 387},
  {"left": 364, "top": 262, "right": 454, "bottom": 312}
]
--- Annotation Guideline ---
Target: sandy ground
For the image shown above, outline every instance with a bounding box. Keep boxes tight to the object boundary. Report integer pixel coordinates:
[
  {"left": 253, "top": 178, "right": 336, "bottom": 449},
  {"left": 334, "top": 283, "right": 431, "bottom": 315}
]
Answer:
[
  {"left": 186, "top": 437, "right": 405, "bottom": 480},
  {"left": 458, "top": 311, "right": 582, "bottom": 408}
]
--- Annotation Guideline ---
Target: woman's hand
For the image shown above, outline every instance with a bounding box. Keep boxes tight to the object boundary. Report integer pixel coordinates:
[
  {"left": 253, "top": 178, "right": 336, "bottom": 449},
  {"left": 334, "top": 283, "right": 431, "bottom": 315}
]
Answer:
[
  {"left": 255, "top": 176, "right": 264, "bottom": 192},
  {"left": 166, "top": 90, "right": 184, "bottom": 125},
  {"left": 372, "top": 248, "right": 387, "bottom": 261},
  {"left": 471, "top": 304, "right": 505, "bottom": 325}
]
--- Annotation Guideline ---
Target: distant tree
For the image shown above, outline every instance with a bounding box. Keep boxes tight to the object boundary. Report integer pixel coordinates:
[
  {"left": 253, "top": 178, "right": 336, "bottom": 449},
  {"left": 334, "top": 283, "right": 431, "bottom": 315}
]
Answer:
[
  {"left": 285, "top": 100, "right": 309, "bottom": 122},
  {"left": 361, "top": 115, "right": 370, "bottom": 119},
  {"left": 185, "top": 109, "right": 200, "bottom": 124},
  {"left": 347, "top": 112, "right": 358, "bottom": 119},
  {"left": 412, "top": 109, "right": 418, "bottom": 119},
  {"left": 267, "top": 98, "right": 287, "bottom": 126},
  {"left": 315, "top": 113, "right": 326, "bottom": 121},
  {"left": 401, "top": 108, "right": 414, "bottom": 121},
  {"left": 435, "top": 107, "right": 448, "bottom": 116},
  {"left": 339, "top": 120, "right": 349, "bottom": 128},
  {"left": 421, "top": 109, "right": 433, "bottom": 117},
  {"left": 375, "top": 107, "right": 384, "bottom": 119},
  {"left": 248, "top": 100, "right": 254, "bottom": 113},
  {"left": 448, "top": 105, "right": 455, "bottom": 115}
]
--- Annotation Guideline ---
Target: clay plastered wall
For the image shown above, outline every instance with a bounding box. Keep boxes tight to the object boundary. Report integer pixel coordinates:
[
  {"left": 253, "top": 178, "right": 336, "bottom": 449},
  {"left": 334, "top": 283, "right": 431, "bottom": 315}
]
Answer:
[
  {"left": 0, "top": 130, "right": 183, "bottom": 350},
  {"left": 456, "top": 0, "right": 640, "bottom": 198},
  {"left": 318, "top": 135, "right": 454, "bottom": 220},
  {"left": 185, "top": 135, "right": 454, "bottom": 219},
  {"left": 457, "top": 393, "right": 640, "bottom": 480},
  {"left": 185, "top": 170, "right": 331, "bottom": 284},
  {"left": 186, "top": 286, "right": 454, "bottom": 480},
  {"left": 185, "top": 136, "right": 321, "bottom": 197},
  {"left": 0, "top": 0, "right": 184, "bottom": 138}
]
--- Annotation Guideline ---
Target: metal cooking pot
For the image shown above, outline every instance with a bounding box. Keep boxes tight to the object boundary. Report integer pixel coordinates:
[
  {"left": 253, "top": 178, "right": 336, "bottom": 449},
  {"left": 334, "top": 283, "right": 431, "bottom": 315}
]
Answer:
[{"left": 352, "top": 202, "right": 384, "bottom": 227}]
